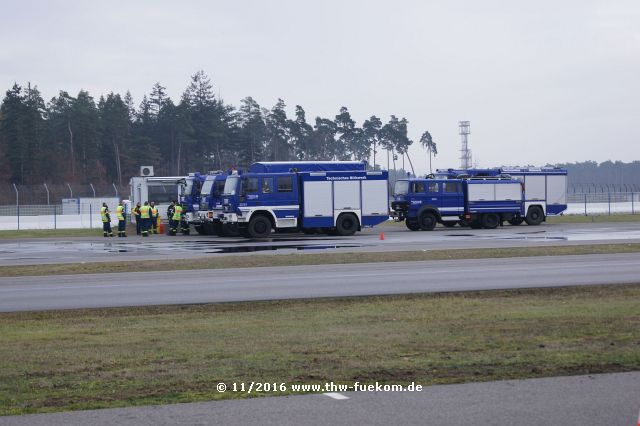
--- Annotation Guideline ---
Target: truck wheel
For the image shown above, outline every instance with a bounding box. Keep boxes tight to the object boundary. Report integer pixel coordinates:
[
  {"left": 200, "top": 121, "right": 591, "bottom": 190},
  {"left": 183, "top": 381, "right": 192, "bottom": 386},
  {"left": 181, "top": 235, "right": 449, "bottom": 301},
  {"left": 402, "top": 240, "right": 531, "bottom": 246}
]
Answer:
[
  {"left": 335, "top": 213, "right": 358, "bottom": 236},
  {"left": 405, "top": 219, "right": 421, "bottom": 231},
  {"left": 442, "top": 221, "right": 457, "bottom": 228},
  {"left": 508, "top": 217, "right": 524, "bottom": 226},
  {"left": 481, "top": 213, "right": 500, "bottom": 229},
  {"left": 419, "top": 211, "right": 437, "bottom": 231},
  {"left": 525, "top": 206, "right": 544, "bottom": 226},
  {"left": 247, "top": 215, "right": 272, "bottom": 238}
]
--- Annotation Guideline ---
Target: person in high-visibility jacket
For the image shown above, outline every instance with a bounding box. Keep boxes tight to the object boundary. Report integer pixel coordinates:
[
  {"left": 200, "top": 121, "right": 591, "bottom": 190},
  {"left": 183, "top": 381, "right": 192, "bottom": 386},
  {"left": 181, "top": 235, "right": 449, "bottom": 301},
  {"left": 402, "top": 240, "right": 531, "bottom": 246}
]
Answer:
[
  {"left": 167, "top": 201, "right": 176, "bottom": 235},
  {"left": 116, "top": 201, "right": 127, "bottom": 237},
  {"left": 139, "top": 201, "right": 152, "bottom": 237},
  {"left": 132, "top": 202, "right": 142, "bottom": 235},
  {"left": 100, "top": 203, "right": 114, "bottom": 237},
  {"left": 150, "top": 201, "right": 159, "bottom": 234},
  {"left": 170, "top": 203, "right": 183, "bottom": 236}
]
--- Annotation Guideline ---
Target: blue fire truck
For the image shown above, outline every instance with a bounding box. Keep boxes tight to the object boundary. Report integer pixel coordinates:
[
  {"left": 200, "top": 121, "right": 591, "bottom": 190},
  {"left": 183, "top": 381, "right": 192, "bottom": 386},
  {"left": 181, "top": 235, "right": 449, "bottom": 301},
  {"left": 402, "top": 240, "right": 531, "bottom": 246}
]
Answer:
[
  {"left": 392, "top": 175, "right": 525, "bottom": 230},
  {"left": 219, "top": 161, "right": 389, "bottom": 238},
  {"left": 435, "top": 167, "right": 568, "bottom": 225},
  {"left": 180, "top": 172, "right": 206, "bottom": 231},
  {"left": 193, "top": 171, "right": 230, "bottom": 235}
]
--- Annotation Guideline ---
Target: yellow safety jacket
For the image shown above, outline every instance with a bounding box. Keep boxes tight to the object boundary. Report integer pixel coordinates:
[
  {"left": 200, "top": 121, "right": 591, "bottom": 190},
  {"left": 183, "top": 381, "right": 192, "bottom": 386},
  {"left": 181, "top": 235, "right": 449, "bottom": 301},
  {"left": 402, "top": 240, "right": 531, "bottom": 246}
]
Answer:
[
  {"left": 116, "top": 205, "right": 125, "bottom": 221},
  {"left": 140, "top": 205, "right": 151, "bottom": 219},
  {"left": 100, "top": 206, "right": 110, "bottom": 223},
  {"left": 172, "top": 205, "right": 183, "bottom": 221},
  {"left": 151, "top": 206, "right": 158, "bottom": 218}
]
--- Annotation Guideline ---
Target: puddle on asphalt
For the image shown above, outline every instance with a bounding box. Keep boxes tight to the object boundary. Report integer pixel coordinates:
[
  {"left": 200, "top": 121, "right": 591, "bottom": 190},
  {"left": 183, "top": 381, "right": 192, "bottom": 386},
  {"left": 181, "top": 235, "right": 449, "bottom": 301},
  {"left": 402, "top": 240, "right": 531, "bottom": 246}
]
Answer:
[
  {"left": 99, "top": 242, "right": 364, "bottom": 254},
  {"left": 206, "top": 244, "right": 362, "bottom": 253}
]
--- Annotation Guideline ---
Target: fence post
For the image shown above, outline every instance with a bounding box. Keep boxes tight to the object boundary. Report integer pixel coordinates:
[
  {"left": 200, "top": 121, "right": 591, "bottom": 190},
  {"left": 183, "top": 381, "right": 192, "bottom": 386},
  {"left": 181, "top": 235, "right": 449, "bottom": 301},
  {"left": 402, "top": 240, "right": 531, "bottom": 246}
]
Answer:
[
  {"left": 584, "top": 193, "right": 587, "bottom": 216},
  {"left": 13, "top": 183, "right": 19, "bottom": 230},
  {"left": 633, "top": 193, "right": 635, "bottom": 215},
  {"left": 608, "top": 192, "right": 611, "bottom": 216},
  {"left": 54, "top": 205, "right": 57, "bottom": 230},
  {"left": 113, "top": 183, "right": 118, "bottom": 198},
  {"left": 90, "top": 183, "right": 96, "bottom": 198},
  {"left": 90, "top": 204, "right": 92, "bottom": 229},
  {"left": 67, "top": 183, "right": 73, "bottom": 198},
  {"left": 44, "top": 183, "right": 50, "bottom": 205}
]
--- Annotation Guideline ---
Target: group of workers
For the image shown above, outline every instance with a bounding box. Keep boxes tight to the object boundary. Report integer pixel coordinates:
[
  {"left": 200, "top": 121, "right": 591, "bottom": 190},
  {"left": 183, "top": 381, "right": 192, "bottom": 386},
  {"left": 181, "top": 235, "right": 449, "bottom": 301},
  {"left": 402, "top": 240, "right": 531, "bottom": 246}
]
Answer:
[{"left": 100, "top": 200, "right": 188, "bottom": 237}]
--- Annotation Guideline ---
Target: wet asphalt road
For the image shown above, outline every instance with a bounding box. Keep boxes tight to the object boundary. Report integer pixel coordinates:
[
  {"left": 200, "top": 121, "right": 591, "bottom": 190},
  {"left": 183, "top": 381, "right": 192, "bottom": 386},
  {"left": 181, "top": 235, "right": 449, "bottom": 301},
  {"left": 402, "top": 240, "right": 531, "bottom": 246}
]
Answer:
[
  {"left": 0, "top": 221, "right": 639, "bottom": 266},
  {"left": 1, "top": 253, "right": 639, "bottom": 312},
  {"left": 1, "top": 372, "right": 638, "bottom": 426}
]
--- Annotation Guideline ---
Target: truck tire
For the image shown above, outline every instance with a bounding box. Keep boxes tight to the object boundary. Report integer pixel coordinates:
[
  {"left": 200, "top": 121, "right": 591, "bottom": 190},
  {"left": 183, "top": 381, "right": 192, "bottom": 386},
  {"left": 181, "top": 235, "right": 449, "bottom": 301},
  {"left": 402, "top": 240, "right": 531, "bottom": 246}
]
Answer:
[
  {"left": 525, "top": 206, "right": 544, "bottom": 226},
  {"left": 481, "top": 213, "right": 500, "bottom": 229},
  {"left": 442, "top": 221, "right": 457, "bottom": 228},
  {"left": 247, "top": 215, "right": 272, "bottom": 238},
  {"left": 405, "top": 219, "right": 421, "bottom": 231},
  {"left": 335, "top": 213, "right": 358, "bottom": 236},
  {"left": 508, "top": 217, "right": 524, "bottom": 226},
  {"left": 418, "top": 211, "right": 437, "bottom": 231}
]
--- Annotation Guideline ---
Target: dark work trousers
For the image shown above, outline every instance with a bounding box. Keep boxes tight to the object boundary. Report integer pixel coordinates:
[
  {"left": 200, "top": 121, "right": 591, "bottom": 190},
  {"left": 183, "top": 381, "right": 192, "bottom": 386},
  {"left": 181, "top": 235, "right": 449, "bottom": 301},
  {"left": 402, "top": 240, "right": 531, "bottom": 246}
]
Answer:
[
  {"left": 135, "top": 217, "right": 141, "bottom": 235},
  {"left": 103, "top": 221, "right": 112, "bottom": 236}
]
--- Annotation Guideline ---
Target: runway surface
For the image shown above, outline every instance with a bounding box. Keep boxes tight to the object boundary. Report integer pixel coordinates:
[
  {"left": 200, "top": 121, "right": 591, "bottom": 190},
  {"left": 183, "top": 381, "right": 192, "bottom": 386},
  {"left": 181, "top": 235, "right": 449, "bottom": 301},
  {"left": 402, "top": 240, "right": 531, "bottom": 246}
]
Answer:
[
  {"left": 1, "top": 253, "right": 639, "bottom": 312},
  {"left": 0, "top": 221, "right": 639, "bottom": 266},
  {"left": 1, "top": 372, "right": 638, "bottom": 426}
]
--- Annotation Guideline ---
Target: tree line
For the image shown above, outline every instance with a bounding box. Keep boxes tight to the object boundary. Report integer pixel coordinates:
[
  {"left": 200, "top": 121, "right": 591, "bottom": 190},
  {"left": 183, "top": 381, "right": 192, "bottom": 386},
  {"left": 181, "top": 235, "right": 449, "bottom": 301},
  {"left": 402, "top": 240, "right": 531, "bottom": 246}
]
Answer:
[
  {"left": 0, "top": 71, "right": 437, "bottom": 185},
  {"left": 555, "top": 161, "right": 640, "bottom": 190}
]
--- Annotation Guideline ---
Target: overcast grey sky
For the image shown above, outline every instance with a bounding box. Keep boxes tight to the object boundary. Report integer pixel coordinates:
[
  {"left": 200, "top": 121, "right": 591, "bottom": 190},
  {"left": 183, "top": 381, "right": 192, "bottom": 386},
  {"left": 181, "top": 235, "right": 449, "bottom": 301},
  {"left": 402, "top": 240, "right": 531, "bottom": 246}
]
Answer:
[{"left": 1, "top": 0, "right": 638, "bottom": 174}]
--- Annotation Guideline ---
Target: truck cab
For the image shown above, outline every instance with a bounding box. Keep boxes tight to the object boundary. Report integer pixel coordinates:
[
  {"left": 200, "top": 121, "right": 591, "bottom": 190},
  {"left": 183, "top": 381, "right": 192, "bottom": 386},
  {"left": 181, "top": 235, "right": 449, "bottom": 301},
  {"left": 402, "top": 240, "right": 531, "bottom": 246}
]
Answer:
[
  {"left": 221, "top": 172, "right": 300, "bottom": 236},
  {"left": 196, "top": 172, "right": 228, "bottom": 235},
  {"left": 392, "top": 179, "right": 464, "bottom": 230},
  {"left": 180, "top": 172, "right": 205, "bottom": 225}
]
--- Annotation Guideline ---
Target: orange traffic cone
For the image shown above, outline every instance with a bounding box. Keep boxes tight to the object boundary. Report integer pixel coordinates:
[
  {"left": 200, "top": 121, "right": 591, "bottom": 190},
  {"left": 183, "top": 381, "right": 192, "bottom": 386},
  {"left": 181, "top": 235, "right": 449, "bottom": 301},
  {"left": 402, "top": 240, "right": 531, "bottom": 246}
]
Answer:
[
  {"left": 380, "top": 232, "right": 385, "bottom": 240},
  {"left": 159, "top": 222, "right": 165, "bottom": 234}
]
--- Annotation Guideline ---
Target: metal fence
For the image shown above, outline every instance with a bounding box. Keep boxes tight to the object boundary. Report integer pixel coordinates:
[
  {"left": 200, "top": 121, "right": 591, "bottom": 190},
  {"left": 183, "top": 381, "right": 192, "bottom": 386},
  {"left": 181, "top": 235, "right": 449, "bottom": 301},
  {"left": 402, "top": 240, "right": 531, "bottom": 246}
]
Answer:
[
  {"left": 0, "top": 192, "right": 637, "bottom": 231},
  {"left": 0, "top": 183, "right": 127, "bottom": 205},
  {"left": 0, "top": 201, "right": 121, "bottom": 231},
  {"left": 566, "top": 192, "right": 638, "bottom": 215}
]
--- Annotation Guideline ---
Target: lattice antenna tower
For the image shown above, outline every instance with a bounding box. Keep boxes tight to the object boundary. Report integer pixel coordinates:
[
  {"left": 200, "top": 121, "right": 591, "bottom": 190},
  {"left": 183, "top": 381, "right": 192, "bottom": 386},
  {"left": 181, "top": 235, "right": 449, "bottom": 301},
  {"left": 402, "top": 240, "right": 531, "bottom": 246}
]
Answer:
[{"left": 459, "top": 121, "right": 472, "bottom": 169}]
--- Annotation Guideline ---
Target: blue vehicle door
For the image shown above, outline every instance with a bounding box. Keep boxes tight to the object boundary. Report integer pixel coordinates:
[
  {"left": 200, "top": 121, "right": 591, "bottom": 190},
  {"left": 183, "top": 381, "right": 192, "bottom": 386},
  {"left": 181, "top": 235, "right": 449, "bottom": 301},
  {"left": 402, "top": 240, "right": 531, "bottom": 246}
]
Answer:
[{"left": 439, "top": 180, "right": 463, "bottom": 216}]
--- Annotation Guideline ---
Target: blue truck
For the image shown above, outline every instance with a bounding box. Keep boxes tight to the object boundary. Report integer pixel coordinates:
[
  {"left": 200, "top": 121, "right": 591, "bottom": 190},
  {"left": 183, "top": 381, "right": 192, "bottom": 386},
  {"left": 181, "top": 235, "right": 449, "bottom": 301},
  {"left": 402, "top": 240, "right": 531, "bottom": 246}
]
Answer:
[
  {"left": 435, "top": 167, "right": 568, "bottom": 225},
  {"left": 180, "top": 172, "right": 207, "bottom": 233},
  {"left": 193, "top": 171, "right": 230, "bottom": 235},
  {"left": 219, "top": 161, "right": 389, "bottom": 238},
  {"left": 392, "top": 175, "right": 526, "bottom": 230}
]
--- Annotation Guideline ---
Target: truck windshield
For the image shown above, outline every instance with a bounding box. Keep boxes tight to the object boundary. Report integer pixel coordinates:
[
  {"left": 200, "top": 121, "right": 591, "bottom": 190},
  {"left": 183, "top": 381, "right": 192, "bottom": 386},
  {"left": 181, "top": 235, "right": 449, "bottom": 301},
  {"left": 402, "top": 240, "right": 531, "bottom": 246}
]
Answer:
[
  {"left": 394, "top": 180, "right": 410, "bottom": 196},
  {"left": 223, "top": 176, "right": 239, "bottom": 195},
  {"left": 201, "top": 178, "right": 214, "bottom": 197}
]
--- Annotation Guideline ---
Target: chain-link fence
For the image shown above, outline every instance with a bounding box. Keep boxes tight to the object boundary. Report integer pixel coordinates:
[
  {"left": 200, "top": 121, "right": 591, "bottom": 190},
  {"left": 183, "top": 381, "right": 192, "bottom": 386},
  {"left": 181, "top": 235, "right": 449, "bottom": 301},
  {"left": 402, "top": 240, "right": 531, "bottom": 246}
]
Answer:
[
  {"left": 566, "top": 192, "right": 638, "bottom": 215},
  {"left": 0, "top": 191, "right": 637, "bottom": 231},
  {"left": 0, "top": 183, "right": 127, "bottom": 205},
  {"left": 0, "top": 200, "right": 120, "bottom": 230}
]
